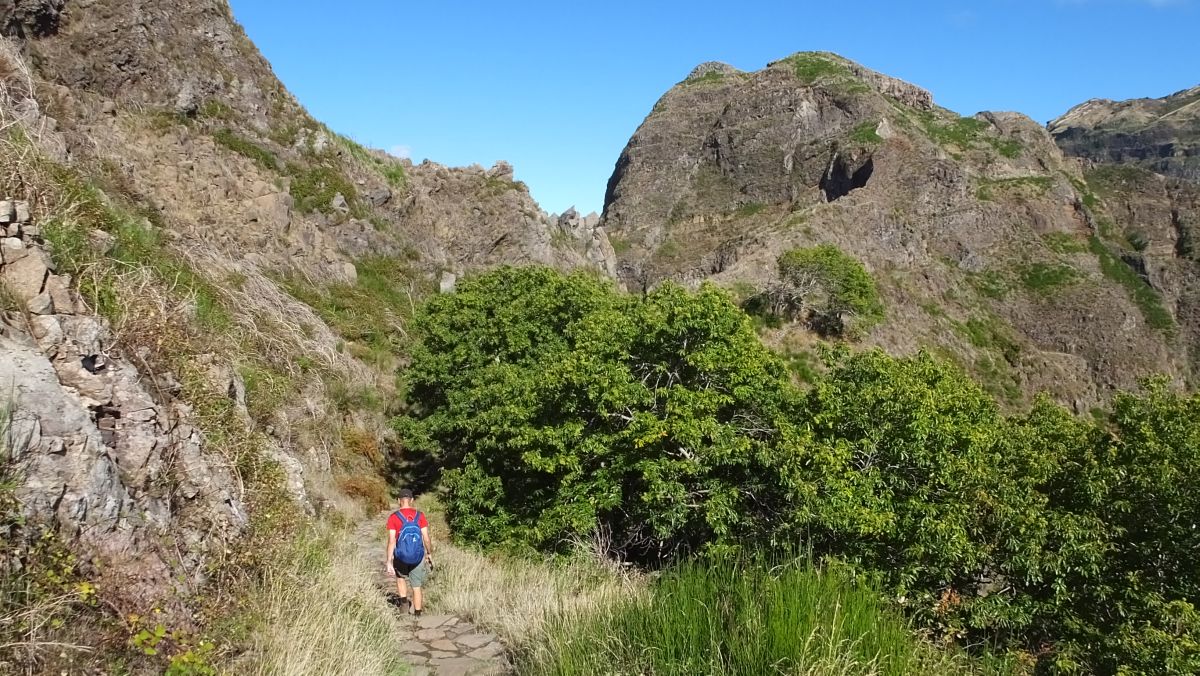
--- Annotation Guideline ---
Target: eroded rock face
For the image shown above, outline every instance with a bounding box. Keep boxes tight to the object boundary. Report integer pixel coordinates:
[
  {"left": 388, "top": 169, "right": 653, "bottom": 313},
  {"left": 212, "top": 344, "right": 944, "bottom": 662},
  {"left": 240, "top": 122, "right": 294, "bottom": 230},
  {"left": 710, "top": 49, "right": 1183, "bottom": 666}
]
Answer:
[
  {"left": 599, "top": 51, "right": 1192, "bottom": 405},
  {"left": 0, "top": 213, "right": 246, "bottom": 614},
  {"left": 1050, "top": 86, "right": 1200, "bottom": 182}
]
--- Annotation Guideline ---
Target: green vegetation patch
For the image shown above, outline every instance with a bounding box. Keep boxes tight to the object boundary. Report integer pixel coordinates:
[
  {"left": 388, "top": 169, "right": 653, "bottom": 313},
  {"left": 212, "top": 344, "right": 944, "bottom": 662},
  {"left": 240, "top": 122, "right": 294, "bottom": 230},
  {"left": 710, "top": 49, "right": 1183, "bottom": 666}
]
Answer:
[
  {"left": 976, "top": 175, "right": 1054, "bottom": 202},
  {"left": 335, "top": 134, "right": 407, "bottom": 189},
  {"left": 849, "top": 120, "right": 884, "bottom": 145},
  {"left": 402, "top": 264, "right": 1200, "bottom": 673},
  {"left": 1089, "top": 236, "right": 1175, "bottom": 332},
  {"left": 213, "top": 128, "right": 280, "bottom": 172},
  {"left": 287, "top": 163, "right": 358, "bottom": 214},
  {"left": 1018, "top": 262, "right": 1080, "bottom": 294},
  {"left": 280, "top": 255, "right": 431, "bottom": 367},
  {"left": 1042, "top": 232, "right": 1088, "bottom": 254},
  {"left": 522, "top": 556, "right": 967, "bottom": 676},
  {"left": 1085, "top": 164, "right": 1158, "bottom": 198},
  {"left": 683, "top": 70, "right": 726, "bottom": 87},
  {"left": 784, "top": 53, "right": 869, "bottom": 94},
  {"left": 482, "top": 174, "right": 527, "bottom": 196},
  {"left": 918, "top": 113, "right": 1021, "bottom": 157}
]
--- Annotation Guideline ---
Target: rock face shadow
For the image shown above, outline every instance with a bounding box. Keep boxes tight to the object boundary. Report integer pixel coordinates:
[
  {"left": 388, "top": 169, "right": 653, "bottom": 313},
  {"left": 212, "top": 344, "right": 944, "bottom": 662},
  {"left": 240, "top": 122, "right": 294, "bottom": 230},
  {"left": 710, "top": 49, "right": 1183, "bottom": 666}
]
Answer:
[{"left": 821, "top": 155, "right": 874, "bottom": 202}]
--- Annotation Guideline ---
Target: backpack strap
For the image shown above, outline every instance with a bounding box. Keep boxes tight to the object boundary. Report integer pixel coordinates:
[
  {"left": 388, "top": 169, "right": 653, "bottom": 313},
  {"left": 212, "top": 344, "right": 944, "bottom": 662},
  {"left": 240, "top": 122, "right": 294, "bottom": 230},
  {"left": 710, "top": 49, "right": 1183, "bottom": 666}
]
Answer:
[{"left": 396, "top": 510, "right": 416, "bottom": 528}]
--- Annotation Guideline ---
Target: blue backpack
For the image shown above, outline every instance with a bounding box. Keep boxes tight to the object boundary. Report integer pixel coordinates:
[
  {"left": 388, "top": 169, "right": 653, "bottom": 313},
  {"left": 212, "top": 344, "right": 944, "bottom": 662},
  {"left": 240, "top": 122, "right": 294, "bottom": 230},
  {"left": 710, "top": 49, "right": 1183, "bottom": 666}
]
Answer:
[{"left": 392, "top": 511, "right": 425, "bottom": 565}]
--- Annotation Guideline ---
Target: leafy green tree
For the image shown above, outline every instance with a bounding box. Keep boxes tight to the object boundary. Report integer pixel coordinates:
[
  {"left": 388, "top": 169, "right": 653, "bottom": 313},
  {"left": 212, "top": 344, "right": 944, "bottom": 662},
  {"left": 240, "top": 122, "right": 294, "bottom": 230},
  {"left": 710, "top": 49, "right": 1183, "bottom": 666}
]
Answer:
[
  {"left": 763, "top": 245, "right": 884, "bottom": 336},
  {"left": 399, "top": 267, "right": 802, "bottom": 560}
]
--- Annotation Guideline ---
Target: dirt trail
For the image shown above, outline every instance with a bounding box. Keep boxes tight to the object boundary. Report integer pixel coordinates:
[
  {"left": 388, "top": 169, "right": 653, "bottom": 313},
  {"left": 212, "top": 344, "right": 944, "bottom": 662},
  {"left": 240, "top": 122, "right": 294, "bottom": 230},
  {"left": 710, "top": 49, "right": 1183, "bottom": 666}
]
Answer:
[{"left": 354, "top": 518, "right": 511, "bottom": 676}]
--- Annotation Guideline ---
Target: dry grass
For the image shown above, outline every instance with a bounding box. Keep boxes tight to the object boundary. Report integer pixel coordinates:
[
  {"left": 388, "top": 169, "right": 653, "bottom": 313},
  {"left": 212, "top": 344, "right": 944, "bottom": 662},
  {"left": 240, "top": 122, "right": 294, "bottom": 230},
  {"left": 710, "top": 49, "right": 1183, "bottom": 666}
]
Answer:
[
  {"left": 231, "top": 522, "right": 411, "bottom": 676},
  {"left": 422, "top": 503, "right": 641, "bottom": 648}
]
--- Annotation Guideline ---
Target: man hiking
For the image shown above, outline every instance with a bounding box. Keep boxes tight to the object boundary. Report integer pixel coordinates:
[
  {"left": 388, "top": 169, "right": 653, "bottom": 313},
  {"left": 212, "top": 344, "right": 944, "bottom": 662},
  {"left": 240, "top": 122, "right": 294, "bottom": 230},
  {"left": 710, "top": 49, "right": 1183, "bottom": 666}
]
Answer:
[{"left": 385, "top": 489, "right": 434, "bottom": 616}]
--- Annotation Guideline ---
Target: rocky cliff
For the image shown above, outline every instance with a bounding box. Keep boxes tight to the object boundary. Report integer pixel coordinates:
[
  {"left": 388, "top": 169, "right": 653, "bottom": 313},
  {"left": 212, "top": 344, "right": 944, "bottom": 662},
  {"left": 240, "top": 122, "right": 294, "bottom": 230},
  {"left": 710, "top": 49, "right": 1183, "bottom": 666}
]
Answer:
[
  {"left": 1049, "top": 86, "right": 1200, "bottom": 379},
  {"left": 600, "top": 52, "right": 1196, "bottom": 406},
  {"left": 1050, "top": 85, "right": 1200, "bottom": 182}
]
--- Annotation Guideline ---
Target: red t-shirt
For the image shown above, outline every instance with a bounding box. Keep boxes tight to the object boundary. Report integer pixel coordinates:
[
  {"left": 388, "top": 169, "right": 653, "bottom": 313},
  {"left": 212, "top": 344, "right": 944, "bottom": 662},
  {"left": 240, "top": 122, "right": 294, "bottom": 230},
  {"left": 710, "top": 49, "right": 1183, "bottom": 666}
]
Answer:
[{"left": 387, "top": 508, "right": 428, "bottom": 532}]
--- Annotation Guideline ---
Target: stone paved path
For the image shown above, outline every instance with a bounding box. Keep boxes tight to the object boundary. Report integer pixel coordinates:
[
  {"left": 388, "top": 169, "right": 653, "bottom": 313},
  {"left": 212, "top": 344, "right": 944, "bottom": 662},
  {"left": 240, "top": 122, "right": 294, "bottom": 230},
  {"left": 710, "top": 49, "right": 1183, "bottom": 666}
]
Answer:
[{"left": 356, "top": 519, "right": 511, "bottom": 676}]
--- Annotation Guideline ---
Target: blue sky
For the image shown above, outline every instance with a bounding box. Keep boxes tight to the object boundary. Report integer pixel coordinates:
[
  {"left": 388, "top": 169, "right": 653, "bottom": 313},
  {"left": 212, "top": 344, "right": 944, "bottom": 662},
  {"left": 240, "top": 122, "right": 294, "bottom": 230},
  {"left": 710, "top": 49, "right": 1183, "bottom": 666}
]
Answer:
[{"left": 228, "top": 0, "right": 1198, "bottom": 215}]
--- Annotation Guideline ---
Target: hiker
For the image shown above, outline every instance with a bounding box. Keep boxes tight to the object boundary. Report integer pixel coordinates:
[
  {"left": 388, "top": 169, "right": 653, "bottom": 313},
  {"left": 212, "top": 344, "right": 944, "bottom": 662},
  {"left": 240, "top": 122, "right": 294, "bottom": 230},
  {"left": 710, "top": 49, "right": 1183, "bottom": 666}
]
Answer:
[{"left": 385, "top": 489, "right": 434, "bottom": 616}]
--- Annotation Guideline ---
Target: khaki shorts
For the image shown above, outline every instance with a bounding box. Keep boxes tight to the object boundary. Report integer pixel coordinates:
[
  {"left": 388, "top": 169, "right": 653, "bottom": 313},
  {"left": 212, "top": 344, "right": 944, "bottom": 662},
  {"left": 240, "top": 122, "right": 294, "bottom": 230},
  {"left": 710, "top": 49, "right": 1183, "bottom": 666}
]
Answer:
[{"left": 393, "top": 558, "right": 429, "bottom": 588}]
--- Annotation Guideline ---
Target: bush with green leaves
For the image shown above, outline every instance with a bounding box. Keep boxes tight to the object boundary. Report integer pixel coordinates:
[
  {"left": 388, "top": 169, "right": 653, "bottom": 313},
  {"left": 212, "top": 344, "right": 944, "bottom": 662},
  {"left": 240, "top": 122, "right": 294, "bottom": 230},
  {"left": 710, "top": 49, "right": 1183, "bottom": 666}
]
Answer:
[
  {"left": 759, "top": 244, "right": 884, "bottom": 336},
  {"left": 397, "top": 265, "right": 1200, "bottom": 673},
  {"left": 400, "top": 267, "right": 801, "bottom": 561}
]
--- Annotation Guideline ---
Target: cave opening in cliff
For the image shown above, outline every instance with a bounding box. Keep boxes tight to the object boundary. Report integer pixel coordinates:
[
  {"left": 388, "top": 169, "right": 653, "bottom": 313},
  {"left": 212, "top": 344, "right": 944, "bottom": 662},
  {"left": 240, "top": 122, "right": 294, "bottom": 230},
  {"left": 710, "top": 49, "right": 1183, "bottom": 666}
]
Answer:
[{"left": 821, "top": 155, "right": 874, "bottom": 202}]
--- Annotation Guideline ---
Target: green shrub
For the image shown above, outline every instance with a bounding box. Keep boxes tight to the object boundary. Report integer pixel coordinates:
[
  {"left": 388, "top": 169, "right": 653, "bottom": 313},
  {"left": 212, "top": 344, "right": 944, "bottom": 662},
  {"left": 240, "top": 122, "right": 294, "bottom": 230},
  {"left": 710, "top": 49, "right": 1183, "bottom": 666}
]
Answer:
[
  {"left": 787, "top": 53, "right": 851, "bottom": 83},
  {"left": 1042, "top": 232, "right": 1088, "bottom": 254},
  {"left": 280, "top": 255, "right": 428, "bottom": 361},
  {"left": 399, "top": 267, "right": 796, "bottom": 559},
  {"left": 767, "top": 244, "right": 884, "bottom": 336},
  {"left": 683, "top": 70, "right": 726, "bottom": 87}
]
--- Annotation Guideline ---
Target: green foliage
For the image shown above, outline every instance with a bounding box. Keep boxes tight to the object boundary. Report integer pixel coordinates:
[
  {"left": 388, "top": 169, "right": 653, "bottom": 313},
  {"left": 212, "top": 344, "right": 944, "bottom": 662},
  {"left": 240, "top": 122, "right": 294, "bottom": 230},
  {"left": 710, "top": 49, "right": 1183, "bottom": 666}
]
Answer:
[
  {"left": 40, "top": 170, "right": 231, "bottom": 331},
  {"left": 280, "top": 255, "right": 429, "bottom": 370},
  {"left": 1042, "top": 232, "right": 1088, "bottom": 254},
  {"left": 608, "top": 235, "right": 632, "bottom": 254},
  {"left": 1085, "top": 164, "right": 1157, "bottom": 197},
  {"left": 287, "top": 163, "right": 357, "bottom": 214},
  {"left": 522, "top": 556, "right": 977, "bottom": 676},
  {"left": 969, "top": 269, "right": 1011, "bottom": 300},
  {"left": 919, "top": 114, "right": 1020, "bottom": 158},
  {"left": 921, "top": 114, "right": 989, "bottom": 148},
  {"left": 976, "top": 176, "right": 1054, "bottom": 202},
  {"left": 482, "top": 174, "right": 526, "bottom": 196},
  {"left": 402, "top": 265, "right": 1200, "bottom": 673},
  {"left": 1018, "top": 262, "right": 1079, "bottom": 294},
  {"left": 849, "top": 120, "right": 884, "bottom": 145},
  {"left": 1089, "top": 237, "right": 1175, "bottom": 332},
  {"left": 399, "top": 267, "right": 796, "bottom": 558},
  {"left": 787, "top": 53, "right": 854, "bottom": 85},
  {"left": 952, "top": 315, "right": 1021, "bottom": 362},
  {"left": 992, "top": 138, "right": 1023, "bottom": 159},
  {"left": 213, "top": 128, "right": 279, "bottom": 172},
  {"left": 770, "top": 244, "right": 885, "bottom": 336}
]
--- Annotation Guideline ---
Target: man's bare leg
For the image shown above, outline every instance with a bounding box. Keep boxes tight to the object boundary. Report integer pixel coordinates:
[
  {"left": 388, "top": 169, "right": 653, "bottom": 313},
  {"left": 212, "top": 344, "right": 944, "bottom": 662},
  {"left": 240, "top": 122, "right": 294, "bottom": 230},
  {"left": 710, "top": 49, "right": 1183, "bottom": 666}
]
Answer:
[
  {"left": 412, "top": 586, "right": 423, "bottom": 613},
  {"left": 395, "top": 577, "right": 409, "bottom": 602}
]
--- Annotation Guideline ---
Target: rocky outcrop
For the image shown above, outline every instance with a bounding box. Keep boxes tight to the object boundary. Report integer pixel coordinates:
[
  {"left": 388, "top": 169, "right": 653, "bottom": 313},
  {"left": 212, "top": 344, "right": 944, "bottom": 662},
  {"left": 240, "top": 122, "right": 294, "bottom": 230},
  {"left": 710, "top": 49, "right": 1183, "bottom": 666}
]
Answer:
[
  {"left": 1, "top": 206, "right": 245, "bottom": 613},
  {"left": 599, "top": 51, "right": 1192, "bottom": 405},
  {"left": 1050, "top": 85, "right": 1200, "bottom": 182}
]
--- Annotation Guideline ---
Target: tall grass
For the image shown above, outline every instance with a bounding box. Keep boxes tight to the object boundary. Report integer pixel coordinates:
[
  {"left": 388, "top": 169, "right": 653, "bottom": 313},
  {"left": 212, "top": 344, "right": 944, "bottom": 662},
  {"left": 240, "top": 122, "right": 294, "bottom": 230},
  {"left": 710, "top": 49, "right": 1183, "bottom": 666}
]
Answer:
[
  {"left": 423, "top": 502, "right": 637, "bottom": 647},
  {"left": 520, "top": 556, "right": 980, "bottom": 676},
  {"left": 229, "top": 523, "right": 411, "bottom": 676}
]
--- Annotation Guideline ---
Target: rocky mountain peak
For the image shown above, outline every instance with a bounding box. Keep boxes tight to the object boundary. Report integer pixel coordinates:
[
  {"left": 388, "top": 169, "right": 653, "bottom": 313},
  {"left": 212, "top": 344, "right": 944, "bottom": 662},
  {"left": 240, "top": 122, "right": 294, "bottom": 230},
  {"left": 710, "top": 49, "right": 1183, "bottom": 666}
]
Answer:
[{"left": 1049, "top": 82, "right": 1200, "bottom": 182}]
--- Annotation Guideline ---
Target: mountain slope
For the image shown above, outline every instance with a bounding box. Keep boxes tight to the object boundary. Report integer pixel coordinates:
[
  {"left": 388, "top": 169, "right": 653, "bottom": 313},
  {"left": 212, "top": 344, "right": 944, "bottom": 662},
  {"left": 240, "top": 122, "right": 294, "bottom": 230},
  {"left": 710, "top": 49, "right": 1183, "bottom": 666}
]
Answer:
[
  {"left": 600, "top": 52, "right": 1194, "bottom": 407},
  {"left": 1050, "top": 85, "right": 1200, "bottom": 182}
]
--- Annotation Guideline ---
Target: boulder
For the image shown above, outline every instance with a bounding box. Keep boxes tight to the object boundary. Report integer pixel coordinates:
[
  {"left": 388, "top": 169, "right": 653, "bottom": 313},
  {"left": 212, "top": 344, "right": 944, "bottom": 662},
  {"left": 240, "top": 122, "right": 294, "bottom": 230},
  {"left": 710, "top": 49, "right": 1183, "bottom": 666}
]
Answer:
[{"left": 1, "top": 248, "right": 50, "bottom": 300}]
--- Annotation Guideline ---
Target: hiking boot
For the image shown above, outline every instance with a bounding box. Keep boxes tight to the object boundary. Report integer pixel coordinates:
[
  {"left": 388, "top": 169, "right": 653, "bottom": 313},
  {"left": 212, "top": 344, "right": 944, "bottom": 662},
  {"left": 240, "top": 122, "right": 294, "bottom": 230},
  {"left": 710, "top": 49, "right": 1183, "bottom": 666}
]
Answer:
[{"left": 413, "top": 608, "right": 422, "bottom": 618}]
